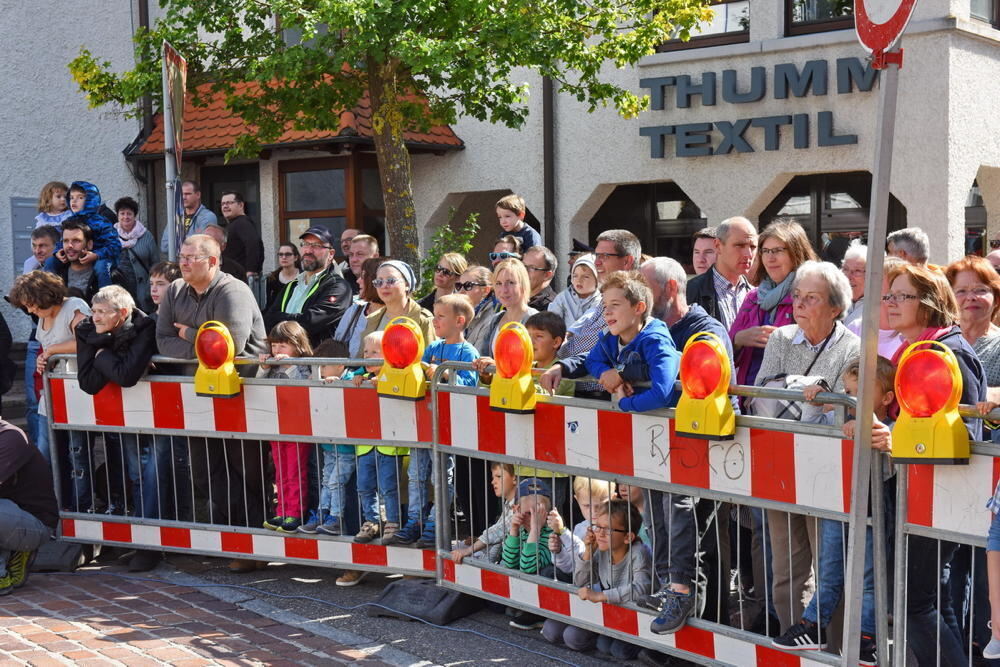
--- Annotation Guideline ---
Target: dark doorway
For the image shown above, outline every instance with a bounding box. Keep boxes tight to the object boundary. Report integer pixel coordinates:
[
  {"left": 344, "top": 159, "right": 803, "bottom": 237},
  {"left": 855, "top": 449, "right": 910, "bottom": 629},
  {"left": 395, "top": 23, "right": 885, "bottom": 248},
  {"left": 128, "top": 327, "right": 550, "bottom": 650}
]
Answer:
[{"left": 201, "top": 164, "right": 262, "bottom": 223}]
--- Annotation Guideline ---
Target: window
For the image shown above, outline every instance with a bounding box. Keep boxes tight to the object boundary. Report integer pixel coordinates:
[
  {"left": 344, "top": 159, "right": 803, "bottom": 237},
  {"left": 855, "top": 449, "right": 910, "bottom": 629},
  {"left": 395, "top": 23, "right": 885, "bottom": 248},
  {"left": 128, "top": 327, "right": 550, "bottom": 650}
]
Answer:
[
  {"left": 659, "top": 1, "right": 749, "bottom": 52},
  {"left": 971, "top": 0, "right": 999, "bottom": 27},
  {"left": 786, "top": 0, "right": 854, "bottom": 36}
]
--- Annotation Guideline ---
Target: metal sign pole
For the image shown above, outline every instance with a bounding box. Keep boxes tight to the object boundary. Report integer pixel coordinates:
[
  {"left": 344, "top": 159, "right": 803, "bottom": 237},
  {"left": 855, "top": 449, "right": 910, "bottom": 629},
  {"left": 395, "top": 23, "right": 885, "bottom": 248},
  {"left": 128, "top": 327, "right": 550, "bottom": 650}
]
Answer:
[
  {"left": 841, "top": 49, "right": 902, "bottom": 667},
  {"left": 162, "top": 42, "right": 178, "bottom": 262}
]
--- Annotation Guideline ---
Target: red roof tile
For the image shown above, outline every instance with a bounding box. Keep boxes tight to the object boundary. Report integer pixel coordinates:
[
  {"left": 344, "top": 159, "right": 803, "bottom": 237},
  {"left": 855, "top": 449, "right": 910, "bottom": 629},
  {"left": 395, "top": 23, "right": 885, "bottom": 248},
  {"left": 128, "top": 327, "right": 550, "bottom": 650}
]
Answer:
[{"left": 135, "top": 81, "right": 463, "bottom": 157}]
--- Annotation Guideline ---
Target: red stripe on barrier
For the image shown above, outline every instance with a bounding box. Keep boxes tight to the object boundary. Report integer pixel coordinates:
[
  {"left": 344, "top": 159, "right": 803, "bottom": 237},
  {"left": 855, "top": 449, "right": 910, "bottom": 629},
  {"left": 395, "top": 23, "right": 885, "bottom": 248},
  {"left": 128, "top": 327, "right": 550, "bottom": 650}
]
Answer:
[
  {"left": 422, "top": 549, "right": 437, "bottom": 572},
  {"left": 537, "top": 585, "right": 571, "bottom": 616},
  {"left": 907, "top": 463, "right": 934, "bottom": 527},
  {"left": 159, "top": 526, "right": 191, "bottom": 549},
  {"left": 284, "top": 536, "right": 319, "bottom": 560},
  {"left": 151, "top": 382, "right": 185, "bottom": 430},
  {"left": 669, "top": 421, "right": 710, "bottom": 489},
  {"left": 213, "top": 393, "right": 248, "bottom": 433},
  {"left": 476, "top": 395, "right": 507, "bottom": 455},
  {"left": 351, "top": 543, "right": 389, "bottom": 566},
  {"left": 750, "top": 428, "right": 796, "bottom": 504},
  {"left": 841, "top": 439, "right": 854, "bottom": 513},
  {"left": 61, "top": 518, "right": 75, "bottom": 538},
  {"left": 102, "top": 522, "right": 132, "bottom": 543},
  {"left": 345, "top": 388, "right": 381, "bottom": 440},
  {"left": 49, "top": 378, "right": 68, "bottom": 424},
  {"left": 601, "top": 603, "right": 638, "bottom": 636},
  {"left": 675, "top": 625, "right": 716, "bottom": 659},
  {"left": 993, "top": 458, "right": 1000, "bottom": 503},
  {"left": 597, "top": 410, "right": 634, "bottom": 476},
  {"left": 442, "top": 558, "right": 456, "bottom": 582},
  {"left": 755, "top": 643, "right": 801, "bottom": 665},
  {"left": 480, "top": 569, "right": 510, "bottom": 598},
  {"left": 534, "top": 402, "right": 566, "bottom": 465},
  {"left": 416, "top": 396, "right": 434, "bottom": 443},
  {"left": 220, "top": 532, "right": 253, "bottom": 554},
  {"left": 436, "top": 391, "right": 452, "bottom": 446},
  {"left": 276, "top": 386, "right": 312, "bottom": 437},
  {"left": 93, "top": 384, "right": 125, "bottom": 426}
]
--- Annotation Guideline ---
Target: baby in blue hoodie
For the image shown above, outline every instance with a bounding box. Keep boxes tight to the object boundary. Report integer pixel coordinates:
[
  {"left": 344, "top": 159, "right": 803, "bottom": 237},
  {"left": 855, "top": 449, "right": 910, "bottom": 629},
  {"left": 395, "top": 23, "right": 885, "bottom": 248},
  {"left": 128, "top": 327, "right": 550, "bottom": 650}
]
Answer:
[
  {"left": 44, "top": 181, "right": 121, "bottom": 288},
  {"left": 584, "top": 270, "right": 681, "bottom": 412}
]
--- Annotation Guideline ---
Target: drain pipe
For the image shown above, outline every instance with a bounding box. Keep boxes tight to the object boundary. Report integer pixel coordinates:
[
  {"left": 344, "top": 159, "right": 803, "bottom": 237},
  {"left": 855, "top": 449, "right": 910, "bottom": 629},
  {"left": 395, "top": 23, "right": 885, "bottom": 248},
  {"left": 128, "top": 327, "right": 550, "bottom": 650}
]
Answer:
[{"left": 542, "top": 76, "right": 556, "bottom": 258}]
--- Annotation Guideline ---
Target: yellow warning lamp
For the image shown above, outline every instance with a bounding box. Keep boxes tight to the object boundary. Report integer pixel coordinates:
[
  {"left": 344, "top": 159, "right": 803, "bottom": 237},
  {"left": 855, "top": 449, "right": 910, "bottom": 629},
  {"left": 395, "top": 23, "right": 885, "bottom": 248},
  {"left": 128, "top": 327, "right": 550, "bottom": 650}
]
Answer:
[
  {"left": 675, "top": 332, "right": 735, "bottom": 440},
  {"left": 892, "top": 340, "right": 969, "bottom": 464},
  {"left": 490, "top": 322, "right": 536, "bottom": 414},
  {"left": 377, "top": 317, "right": 427, "bottom": 400},
  {"left": 194, "top": 321, "right": 242, "bottom": 398}
]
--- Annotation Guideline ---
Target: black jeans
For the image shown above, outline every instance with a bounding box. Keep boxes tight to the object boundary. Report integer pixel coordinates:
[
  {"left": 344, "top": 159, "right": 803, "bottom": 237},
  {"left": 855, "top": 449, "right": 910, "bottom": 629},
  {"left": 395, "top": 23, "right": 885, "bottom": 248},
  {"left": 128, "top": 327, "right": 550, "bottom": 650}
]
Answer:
[{"left": 188, "top": 437, "right": 269, "bottom": 527}]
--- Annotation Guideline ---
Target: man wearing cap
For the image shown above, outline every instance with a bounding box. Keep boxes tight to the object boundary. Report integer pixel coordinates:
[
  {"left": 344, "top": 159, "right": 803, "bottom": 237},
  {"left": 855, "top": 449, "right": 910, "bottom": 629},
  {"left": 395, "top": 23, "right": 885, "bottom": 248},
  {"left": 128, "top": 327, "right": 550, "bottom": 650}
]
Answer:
[{"left": 264, "top": 227, "right": 351, "bottom": 347}]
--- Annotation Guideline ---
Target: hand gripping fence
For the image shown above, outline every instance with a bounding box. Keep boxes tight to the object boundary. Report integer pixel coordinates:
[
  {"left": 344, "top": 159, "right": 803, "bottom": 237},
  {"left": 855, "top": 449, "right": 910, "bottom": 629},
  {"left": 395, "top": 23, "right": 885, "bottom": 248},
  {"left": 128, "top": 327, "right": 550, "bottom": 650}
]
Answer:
[{"left": 41, "top": 353, "right": 1000, "bottom": 666}]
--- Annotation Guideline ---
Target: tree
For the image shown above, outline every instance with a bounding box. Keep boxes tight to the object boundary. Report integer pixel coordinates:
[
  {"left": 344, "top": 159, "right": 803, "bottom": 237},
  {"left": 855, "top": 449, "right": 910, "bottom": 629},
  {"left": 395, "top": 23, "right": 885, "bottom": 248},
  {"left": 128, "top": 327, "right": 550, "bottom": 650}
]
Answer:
[{"left": 69, "top": 0, "right": 713, "bottom": 267}]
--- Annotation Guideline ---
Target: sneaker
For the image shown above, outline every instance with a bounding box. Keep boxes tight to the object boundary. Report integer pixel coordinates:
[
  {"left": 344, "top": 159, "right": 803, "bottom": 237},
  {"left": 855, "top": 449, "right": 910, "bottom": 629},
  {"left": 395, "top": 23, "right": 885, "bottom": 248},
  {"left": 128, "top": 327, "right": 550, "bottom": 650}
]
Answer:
[
  {"left": 7, "top": 551, "right": 35, "bottom": 589},
  {"left": 772, "top": 620, "right": 827, "bottom": 651},
  {"left": 0, "top": 575, "right": 12, "bottom": 597},
  {"left": 859, "top": 633, "right": 878, "bottom": 666},
  {"left": 127, "top": 550, "right": 161, "bottom": 573},
  {"left": 382, "top": 519, "right": 421, "bottom": 546},
  {"left": 380, "top": 522, "right": 400, "bottom": 543},
  {"left": 354, "top": 520, "right": 381, "bottom": 544},
  {"left": 298, "top": 509, "right": 323, "bottom": 534},
  {"left": 415, "top": 517, "right": 437, "bottom": 549},
  {"left": 649, "top": 588, "right": 695, "bottom": 635},
  {"left": 639, "top": 588, "right": 670, "bottom": 612},
  {"left": 508, "top": 611, "right": 545, "bottom": 630},
  {"left": 336, "top": 570, "right": 367, "bottom": 587},
  {"left": 276, "top": 517, "right": 302, "bottom": 533},
  {"left": 263, "top": 516, "right": 284, "bottom": 530},
  {"left": 317, "top": 515, "right": 343, "bottom": 536}
]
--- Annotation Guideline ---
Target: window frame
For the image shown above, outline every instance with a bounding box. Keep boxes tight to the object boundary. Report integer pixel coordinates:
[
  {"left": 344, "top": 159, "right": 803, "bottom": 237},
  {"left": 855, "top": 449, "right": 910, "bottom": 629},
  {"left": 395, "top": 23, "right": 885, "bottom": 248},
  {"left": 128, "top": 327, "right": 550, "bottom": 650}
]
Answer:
[
  {"left": 970, "top": 0, "right": 1000, "bottom": 28},
  {"left": 657, "top": 0, "right": 750, "bottom": 53},
  {"left": 785, "top": 0, "right": 854, "bottom": 37}
]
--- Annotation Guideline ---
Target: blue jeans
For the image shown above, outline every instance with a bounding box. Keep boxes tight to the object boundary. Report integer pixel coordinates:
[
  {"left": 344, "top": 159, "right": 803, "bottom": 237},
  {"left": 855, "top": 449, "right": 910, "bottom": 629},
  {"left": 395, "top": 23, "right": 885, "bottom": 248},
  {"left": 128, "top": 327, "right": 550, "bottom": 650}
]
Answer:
[
  {"left": 320, "top": 448, "right": 356, "bottom": 520},
  {"left": 0, "top": 498, "right": 52, "bottom": 575},
  {"left": 155, "top": 435, "right": 192, "bottom": 522},
  {"left": 24, "top": 341, "right": 41, "bottom": 452},
  {"left": 356, "top": 451, "right": 401, "bottom": 523},
  {"left": 404, "top": 449, "right": 455, "bottom": 525},
  {"left": 44, "top": 420, "right": 91, "bottom": 512},
  {"left": 801, "top": 518, "right": 875, "bottom": 635},
  {"left": 115, "top": 433, "right": 169, "bottom": 520}
]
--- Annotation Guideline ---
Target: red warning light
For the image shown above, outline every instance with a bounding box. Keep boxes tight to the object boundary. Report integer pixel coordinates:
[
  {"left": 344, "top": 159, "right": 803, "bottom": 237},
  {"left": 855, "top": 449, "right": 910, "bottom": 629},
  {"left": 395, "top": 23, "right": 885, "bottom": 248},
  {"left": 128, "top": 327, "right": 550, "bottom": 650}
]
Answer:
[
  {"left": 896, "top": 349, "right": 954, "bottom": 417},
  {"left": 680, "top": 341, "right": 723, "bottom": 400},
  {"left": 383, "top": 324, "right": 420, "bottom": 369},
  {"left": 196, "top": 329, "right": 230, "bottom": 369},
  {"left": 495, "top": 329, "right": 530, "bottom": 379}
]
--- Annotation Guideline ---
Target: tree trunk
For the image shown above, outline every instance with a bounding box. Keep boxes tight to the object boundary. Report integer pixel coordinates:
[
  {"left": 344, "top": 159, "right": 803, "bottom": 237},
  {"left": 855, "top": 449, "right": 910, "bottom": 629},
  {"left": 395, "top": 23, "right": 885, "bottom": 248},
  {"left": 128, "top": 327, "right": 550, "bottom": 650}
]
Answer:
[{"left": 367, "top": 56, "right": 420, "bottom": 271}]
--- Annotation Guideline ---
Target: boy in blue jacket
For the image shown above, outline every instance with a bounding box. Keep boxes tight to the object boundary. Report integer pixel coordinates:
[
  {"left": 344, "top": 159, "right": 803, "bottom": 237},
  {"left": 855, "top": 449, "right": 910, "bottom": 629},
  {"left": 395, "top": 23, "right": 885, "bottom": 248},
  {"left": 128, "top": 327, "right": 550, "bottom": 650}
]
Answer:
[
  {"left": 584, "top": 271, "right": 680, "bottom": 412},
  {"left": 45, "top": 181, "right": 121, "bottom": 288}
]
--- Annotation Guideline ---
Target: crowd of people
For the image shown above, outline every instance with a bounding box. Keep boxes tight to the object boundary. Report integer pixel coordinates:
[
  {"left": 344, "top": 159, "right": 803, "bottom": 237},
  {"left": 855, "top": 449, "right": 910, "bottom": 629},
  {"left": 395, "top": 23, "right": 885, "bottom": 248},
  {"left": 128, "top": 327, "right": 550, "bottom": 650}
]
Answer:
[{"left": 5, "top": 182, "right": 1000, "bottom": 666}]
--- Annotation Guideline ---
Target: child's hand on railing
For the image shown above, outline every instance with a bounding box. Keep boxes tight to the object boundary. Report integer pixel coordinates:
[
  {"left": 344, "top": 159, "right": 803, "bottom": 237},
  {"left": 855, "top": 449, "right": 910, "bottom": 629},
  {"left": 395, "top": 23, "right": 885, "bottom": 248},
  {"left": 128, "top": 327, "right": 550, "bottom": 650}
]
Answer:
[
  {"left": 802, "top": 383, "right": 825, "bottom": 402},
  {"left": 548, "top": 531, "right": 562, "bottom": 553},
  {"left": 352, "top": 374, "right": 366, "bottom": 388},
  {"left": 321, "top": 375, "right": 341, "bottom": 384},
  {"left": 978, "top": 401, "right": 999, "bottom": 417},
  {"left": 539, "top": 365, "right": 563, "bottom": 395},
  {"left": 546, "top": 509, "right": 564, "bottom": 534}
]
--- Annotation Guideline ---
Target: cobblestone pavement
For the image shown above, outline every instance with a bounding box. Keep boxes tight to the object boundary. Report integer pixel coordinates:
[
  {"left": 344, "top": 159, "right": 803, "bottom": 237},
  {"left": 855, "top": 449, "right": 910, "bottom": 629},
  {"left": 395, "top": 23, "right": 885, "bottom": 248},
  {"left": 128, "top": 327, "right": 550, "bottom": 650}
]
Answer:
[{"left": 0, "top": 560, "right": 392, "bottom": 666}]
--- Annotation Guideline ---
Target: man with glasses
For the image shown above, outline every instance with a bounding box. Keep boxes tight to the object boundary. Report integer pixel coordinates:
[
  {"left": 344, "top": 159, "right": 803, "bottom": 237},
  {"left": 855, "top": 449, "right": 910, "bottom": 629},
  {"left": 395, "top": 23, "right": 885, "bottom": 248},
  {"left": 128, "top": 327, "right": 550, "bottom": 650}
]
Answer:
[
  {"left": 338, "top": 228, "right": 361, "bottom": 281},
  {"left": 264, "top": 227, "right": 350, "bottom": 347},
  {"left": 686, "top": 216, "right": 757, "bottom": 331},
  {"left": 347, "top": 235, "right": 380, "bottom": 295},
  {"left": 523, "top": 246, "right": 559, "bottom": 311},
  {"left": 219, "top": 191, "right": 264, "bottom": 279}
]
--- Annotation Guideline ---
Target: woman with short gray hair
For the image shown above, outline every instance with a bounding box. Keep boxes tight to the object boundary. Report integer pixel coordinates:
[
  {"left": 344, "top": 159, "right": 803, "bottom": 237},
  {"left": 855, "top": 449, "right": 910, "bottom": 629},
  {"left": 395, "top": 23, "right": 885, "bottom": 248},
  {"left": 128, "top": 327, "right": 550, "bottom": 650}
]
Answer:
[{"left": 840, "top": 239, "right": 868, "bottom": 332}]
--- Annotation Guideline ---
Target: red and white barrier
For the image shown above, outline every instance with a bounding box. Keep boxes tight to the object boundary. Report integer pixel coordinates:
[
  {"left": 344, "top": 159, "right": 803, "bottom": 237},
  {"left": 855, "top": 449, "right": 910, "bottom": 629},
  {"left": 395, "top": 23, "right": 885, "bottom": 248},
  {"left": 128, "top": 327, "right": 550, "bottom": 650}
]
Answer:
[
  {"left": 438, "top": 392, "right": 855, "bottom": 515},
  {"left": 906, "top": 451, "right": 999, "bottom": 539},
  {"left": 443, "top": 561, "right": 828, "bottom": 666},
  {"left": 48, "top": 378, "right": 434, "bottom": 444}
]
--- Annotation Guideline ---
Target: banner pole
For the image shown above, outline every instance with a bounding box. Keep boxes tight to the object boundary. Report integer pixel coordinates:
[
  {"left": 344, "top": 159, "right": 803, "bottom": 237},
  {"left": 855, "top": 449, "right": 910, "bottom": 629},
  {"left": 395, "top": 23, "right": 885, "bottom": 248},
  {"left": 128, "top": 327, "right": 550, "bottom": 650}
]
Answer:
[{"left": 162, "top": 42, "right": 178, "bottom": 262}]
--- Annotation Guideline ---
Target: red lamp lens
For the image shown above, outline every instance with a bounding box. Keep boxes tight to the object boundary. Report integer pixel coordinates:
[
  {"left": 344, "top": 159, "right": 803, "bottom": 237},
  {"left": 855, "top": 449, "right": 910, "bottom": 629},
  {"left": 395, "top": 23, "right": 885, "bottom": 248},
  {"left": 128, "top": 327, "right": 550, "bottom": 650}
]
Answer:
[
  {"left": 495, "top": 330, "right": 528, "bottom": 379},
  {"left": 383, "top": 325, "right": 419, "bottom": 369},
  {"left": 196, "top": 329, "right": 229, "bottom": 370},
  {"left": 896, "top": 350, "right": 954, "bottom": 417},
  {"left": 680, "top": 341, "right": 723, "bottom": 399}
]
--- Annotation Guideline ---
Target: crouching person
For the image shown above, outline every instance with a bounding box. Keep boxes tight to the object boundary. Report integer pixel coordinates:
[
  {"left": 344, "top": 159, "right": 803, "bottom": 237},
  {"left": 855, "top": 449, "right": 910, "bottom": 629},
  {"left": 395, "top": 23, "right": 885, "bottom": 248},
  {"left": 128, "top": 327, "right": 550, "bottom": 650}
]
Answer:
[
  {"left": 0, "top": 420, "right": 58, "bottom": 594},
  {"left": 76, "top": 285, "right": 160, "bottom": 571}
]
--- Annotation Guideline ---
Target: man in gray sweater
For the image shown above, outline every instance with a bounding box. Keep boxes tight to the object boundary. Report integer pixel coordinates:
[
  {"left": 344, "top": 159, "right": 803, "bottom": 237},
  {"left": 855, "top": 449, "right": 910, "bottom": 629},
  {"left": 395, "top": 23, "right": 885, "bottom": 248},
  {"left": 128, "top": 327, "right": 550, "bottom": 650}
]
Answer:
[{"left": 156, "top": 234, "right": 270, "bottom": 573}]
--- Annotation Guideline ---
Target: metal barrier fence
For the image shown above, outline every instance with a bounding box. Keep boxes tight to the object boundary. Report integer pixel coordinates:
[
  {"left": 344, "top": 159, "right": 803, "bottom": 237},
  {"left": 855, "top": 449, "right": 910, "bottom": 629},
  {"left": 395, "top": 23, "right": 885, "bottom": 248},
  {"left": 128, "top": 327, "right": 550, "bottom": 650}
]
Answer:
[{"left": 39, "top": 354, "right": 999, "bottom": 666}]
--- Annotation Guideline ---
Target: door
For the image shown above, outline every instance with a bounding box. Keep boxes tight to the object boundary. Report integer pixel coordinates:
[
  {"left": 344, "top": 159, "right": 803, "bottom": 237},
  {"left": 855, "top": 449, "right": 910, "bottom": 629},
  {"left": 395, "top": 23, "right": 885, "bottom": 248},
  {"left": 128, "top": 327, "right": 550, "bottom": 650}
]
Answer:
[{"left": 10, "top": 197, "right": 37, "bottom": 278}]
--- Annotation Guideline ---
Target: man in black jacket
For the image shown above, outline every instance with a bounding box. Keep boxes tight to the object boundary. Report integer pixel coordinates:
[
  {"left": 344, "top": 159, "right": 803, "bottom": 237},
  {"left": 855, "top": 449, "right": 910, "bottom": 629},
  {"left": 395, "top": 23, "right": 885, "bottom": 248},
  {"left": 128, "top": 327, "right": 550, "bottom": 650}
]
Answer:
[
  {"left": 75, "top": 285, "right": 162, "bottom": 571},
  {"left": 264, "top": 227, "right": 350, "bottom": 347},
  {"left": 220, "top": 191, "right": 264, "bottom": 278},
  {"left": 685, "top": 216, "right": 757, "bottom": 331}
]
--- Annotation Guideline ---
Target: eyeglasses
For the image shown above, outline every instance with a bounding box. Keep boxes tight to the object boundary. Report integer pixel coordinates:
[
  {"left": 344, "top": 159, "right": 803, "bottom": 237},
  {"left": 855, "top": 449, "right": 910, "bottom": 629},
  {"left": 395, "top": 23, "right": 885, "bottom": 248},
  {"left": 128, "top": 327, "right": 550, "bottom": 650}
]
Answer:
[
  {"left": 372, "top": 277, "right": 402, "bottom": 288},
  {"left": 593, "top": 252, "right": 624, "bottom": 261},
  {"left": 299, "top": 242, "right": 328, "bottom": 250},
  {"left": 435, "top": 266, "right": 458, "bottom": 277},
  {"left": 489, "top": 252, "right": 520, "bottom": 261},
  {"left": 990, "top": 239, "right": 1000, "bottom": 249},
  {"left": 524, "top": 265, "right": 551, "bottom": 273},
  {"left": 455, "top": 282, "right": 487, "bottom": 292},
  {"left": 792, "top": 292, "right": 825, "bottom": 307},
  {"left": 881, "top": 292, "right": 920, "bottom": 303},
  {"left": 590, "top": 525, "right": 628, "bottom": 535},
  {"left": 277, "top": 252, "right": 296, "bottom": 258},
  {"left": 759, "top": 247, "right": 788, "bottom": 256},
  {"left": 842, "top": 268, "right": 865, "bottom": 278},
  {"left": 954, "top": 287, "right": 993, "bottom": 299},
  {"left": 91, "top": 307, "right": 120, "bottom": 317},
  {"left": 178, "top": 254, "right": 209, "bottom": 264}
]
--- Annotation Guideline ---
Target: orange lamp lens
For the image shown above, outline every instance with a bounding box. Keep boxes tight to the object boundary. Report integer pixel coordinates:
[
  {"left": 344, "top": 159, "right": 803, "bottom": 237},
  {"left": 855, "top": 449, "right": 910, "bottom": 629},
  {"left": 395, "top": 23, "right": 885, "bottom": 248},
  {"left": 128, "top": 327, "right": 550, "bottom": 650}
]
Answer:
[
  {"left": 495, "top": 329, "right": 528, "bottom": 379},
  {"left": 383, "top": 325, "right": 419, "bottom": 369},
  {"left": 196, "top": 329, "right": 229, "bottom": 370},
  {"left": 680, "top": 341, "right": 723, "bottom": 400},
  {"left": 897, "top": 350, "right": 954, "bottom": 417}
]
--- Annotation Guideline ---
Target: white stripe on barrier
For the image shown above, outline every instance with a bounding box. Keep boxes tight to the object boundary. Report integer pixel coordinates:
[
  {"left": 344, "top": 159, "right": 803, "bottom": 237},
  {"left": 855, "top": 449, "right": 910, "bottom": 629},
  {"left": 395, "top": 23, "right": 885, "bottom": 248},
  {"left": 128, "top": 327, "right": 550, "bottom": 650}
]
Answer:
[
  {"left": 244, "top": 385, "right": 280, "bottom": 436},
  {"left": 449, "top": 392, "right": 478, "bottom": 451},
  {"left": 125, "top": 381, "right": 155, "bottom": 429},
  {"left": 794, "top": 433, "right": 845, "bottom": 514},
  {"left": 379, "top": 395, "right": 416, "bottom": 442},
  {"left": 563, "top": 405, "right": 600, "bottom": 471},
  {"left": 311, "top": 385, "right": 347, "bottom": 439},
  {"left": 64, "top": 379, "right": 96, "bottom": 426},
  {"left": 179, "top": 382, "right": 215, "bottom": 432}
]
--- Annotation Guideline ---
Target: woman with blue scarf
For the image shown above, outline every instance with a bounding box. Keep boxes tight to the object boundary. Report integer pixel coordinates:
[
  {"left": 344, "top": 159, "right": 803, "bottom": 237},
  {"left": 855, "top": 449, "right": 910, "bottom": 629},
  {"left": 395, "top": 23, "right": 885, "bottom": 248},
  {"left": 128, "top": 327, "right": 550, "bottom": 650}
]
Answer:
[{"left": 729, "top": 221, "right": 818, "bottom": 386}]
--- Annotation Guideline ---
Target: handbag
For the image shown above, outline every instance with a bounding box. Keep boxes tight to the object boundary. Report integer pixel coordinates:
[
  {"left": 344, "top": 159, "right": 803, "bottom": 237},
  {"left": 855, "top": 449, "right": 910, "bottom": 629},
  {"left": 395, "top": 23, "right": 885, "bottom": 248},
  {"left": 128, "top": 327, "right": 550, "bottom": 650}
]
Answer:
[{"left": 748, "top": 328, "right": 835, "bottom": 421}]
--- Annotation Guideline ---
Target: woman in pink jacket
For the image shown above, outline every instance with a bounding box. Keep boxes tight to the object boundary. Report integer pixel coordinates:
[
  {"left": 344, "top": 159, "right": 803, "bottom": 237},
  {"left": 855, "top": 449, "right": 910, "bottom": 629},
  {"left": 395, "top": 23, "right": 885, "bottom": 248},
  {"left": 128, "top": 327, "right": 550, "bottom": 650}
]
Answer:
[{"left": 729, "top": 221, "right": 818, "bottom": 386}]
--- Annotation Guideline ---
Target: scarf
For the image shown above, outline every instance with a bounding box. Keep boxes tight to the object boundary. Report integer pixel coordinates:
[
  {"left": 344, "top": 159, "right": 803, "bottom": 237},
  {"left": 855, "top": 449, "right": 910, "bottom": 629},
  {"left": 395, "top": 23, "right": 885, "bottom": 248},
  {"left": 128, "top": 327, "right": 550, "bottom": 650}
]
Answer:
[
  {"left": 756, "top": 270, "right": 796, "bottom": 313},
  {"left": 889, "top": 325, "right": 954, "bottom": 366},
  {"left": 115, "top": 220, "right": 148, "bottom": 249}
]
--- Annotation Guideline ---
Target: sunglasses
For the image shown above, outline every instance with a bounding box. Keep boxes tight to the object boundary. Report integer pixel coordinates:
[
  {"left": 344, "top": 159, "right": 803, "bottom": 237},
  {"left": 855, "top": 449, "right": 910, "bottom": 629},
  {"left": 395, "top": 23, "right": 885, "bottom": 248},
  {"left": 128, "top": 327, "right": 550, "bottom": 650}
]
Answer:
[
  {"left": 372, "top": 277, "right": 402, "bottom": 288},
  {"left": 435, "top": 266, "right": 458, "bottom": 277},
  {"left": 991, "top": 239, "right": 1000, "bottom": 249},
  {"left": 455, "top": 282, "right": 487, "bottom": 292},
  {"left": 489, "top": 251, "right": 520, "bottom": 261}
]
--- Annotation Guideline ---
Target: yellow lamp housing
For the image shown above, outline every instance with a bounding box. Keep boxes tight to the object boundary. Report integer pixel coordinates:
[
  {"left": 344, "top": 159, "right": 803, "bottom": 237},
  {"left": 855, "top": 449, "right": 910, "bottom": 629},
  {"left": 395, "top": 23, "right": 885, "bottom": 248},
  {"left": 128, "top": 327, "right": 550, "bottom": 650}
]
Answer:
[
  {"left": 489, "top": 322, "right": 536, "bottom": 414},
  {"left": 675, "top": 331, "right": 735, "bottom": 440},
  {"left": 892, "top": 340, "right": 969, "bottom": 465},
  {"left": 194, "top": 321, "right": 242, "bottom": 398},
  {"left": 377, "top": 317, "right": 427, "bottom": 401}
]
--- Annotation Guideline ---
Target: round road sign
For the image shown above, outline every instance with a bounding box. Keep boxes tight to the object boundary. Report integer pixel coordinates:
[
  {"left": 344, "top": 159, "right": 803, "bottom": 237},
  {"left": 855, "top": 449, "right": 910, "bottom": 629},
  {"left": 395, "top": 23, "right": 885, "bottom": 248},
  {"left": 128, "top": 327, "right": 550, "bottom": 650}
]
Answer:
[{"left": 855, "top": 0, "right": 918, "bottom": 56}]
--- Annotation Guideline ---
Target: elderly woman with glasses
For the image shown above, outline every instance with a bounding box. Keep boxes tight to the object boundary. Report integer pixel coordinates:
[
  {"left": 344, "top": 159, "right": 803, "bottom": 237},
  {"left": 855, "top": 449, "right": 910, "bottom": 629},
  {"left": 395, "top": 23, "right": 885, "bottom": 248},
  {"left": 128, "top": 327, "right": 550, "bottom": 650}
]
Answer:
[
  {"left": 418, "top": 252, "right": 468, "bottom": 311},
  {"left": 360, "top": 260, "right": 434, "bottom": 345}
]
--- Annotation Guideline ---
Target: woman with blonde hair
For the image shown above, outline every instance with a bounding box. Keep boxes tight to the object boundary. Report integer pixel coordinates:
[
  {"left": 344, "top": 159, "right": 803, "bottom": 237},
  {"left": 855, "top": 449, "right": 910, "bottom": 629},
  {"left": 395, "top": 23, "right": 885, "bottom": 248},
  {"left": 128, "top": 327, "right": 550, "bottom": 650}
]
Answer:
[
  {"left": 418, "top": 252, "right": 468, "bottom": 311},
  {"left": 469, "top": 259, "right": 537, "bottom": 357}
]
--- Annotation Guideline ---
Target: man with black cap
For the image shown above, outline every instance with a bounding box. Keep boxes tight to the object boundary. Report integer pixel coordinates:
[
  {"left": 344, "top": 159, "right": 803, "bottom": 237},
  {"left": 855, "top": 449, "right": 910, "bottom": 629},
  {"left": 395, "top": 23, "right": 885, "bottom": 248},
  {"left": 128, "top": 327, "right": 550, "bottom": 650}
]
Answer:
[{"left": 263, "top": 226, "right": 351, "bottom": 347}]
